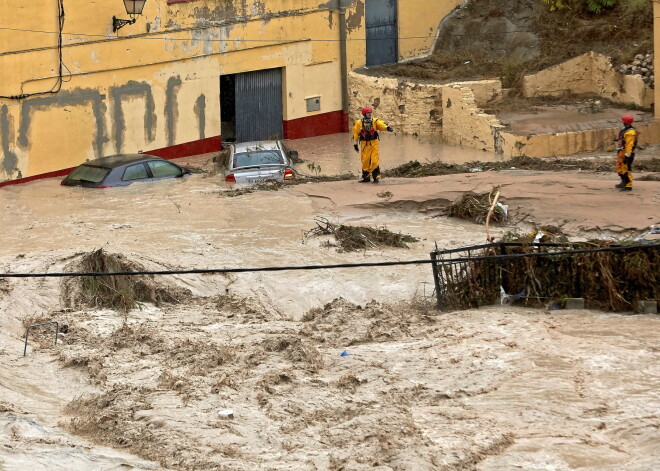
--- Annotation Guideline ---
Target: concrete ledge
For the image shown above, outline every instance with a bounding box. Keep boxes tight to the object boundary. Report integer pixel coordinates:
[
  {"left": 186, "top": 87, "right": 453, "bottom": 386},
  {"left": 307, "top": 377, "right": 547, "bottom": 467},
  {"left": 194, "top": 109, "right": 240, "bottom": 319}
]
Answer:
[{"left": 637, "top": 300, "right": 658, "bottom": 314}]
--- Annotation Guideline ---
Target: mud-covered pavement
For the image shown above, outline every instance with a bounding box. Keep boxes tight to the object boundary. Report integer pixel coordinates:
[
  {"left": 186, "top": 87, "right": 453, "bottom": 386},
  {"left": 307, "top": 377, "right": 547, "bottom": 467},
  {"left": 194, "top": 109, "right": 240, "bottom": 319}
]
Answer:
[{"left": 0, "top": 135, "right": 658, "bottom": 470}]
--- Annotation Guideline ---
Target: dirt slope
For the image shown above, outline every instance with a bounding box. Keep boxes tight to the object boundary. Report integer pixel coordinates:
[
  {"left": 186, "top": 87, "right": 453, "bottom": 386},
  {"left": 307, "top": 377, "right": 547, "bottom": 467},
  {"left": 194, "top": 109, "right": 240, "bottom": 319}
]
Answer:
[{"left": 384, "top": 0, "right": 653, "bottom": 91}]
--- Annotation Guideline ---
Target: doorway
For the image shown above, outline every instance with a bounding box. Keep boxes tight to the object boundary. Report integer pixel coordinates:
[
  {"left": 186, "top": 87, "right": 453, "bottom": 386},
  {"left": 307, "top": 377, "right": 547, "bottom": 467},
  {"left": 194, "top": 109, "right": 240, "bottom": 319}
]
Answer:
[
  {"left": 220, "top": 68, "right": 283, "bottom": 143},
  {"left": 366, "top": 0, "right": 398, "bottom": 67}
]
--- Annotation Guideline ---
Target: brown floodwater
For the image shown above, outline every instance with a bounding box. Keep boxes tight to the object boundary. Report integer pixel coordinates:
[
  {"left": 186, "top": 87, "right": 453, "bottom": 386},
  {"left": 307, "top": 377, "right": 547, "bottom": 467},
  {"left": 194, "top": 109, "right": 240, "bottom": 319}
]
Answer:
[
  {"left": 285, "top": 133, "right": 502, "bottom": 176},
  {"left": 0, "top": 135, "right": 657, "bottom": 470}
]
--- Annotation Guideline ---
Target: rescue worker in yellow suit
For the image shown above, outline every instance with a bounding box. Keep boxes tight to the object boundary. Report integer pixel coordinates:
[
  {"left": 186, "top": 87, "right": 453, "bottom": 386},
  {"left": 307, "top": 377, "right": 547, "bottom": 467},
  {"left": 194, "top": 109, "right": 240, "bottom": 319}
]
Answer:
[
  {"left": 615, "top": 114, "right": 638, "bottom": 192},
  {"left": 352, "top": 106, "right": 394, "bottom": 183}
]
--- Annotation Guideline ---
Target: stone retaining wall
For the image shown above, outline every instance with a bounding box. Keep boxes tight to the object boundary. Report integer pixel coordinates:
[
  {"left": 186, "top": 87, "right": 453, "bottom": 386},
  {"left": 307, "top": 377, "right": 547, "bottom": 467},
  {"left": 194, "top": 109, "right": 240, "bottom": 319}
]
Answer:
[
  {"left": 348, "top": 69, "right": 660, "bottom": 158},
  {"left": 522, "top": 52, "right": 653, "bottom": 108}
]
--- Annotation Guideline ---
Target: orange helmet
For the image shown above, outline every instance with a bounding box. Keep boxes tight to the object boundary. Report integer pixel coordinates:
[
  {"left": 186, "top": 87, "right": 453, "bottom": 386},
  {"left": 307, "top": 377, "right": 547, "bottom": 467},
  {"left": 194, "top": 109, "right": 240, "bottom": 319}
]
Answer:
[
  {"left": 621, "top": 114, "right": 634, "bottom": 125},
  {"left": 361, "top": 106, "right": 373, "bottom": 116}
]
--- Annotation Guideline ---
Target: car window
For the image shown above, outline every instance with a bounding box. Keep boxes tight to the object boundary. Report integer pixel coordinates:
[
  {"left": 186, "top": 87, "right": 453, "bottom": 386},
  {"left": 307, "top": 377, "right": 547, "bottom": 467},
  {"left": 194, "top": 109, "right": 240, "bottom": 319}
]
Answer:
[
  {"left": 233, "top": 151, "right": 284, "bottom": 168},
  {"left": 147, "top": 160, "right": 182, "bottom": 178},
  {"left": 67, "top": 165, "right": 110, "bottom": 183},
  {"left": 122, "top": 163, "right": 149, "bottom": 181}
]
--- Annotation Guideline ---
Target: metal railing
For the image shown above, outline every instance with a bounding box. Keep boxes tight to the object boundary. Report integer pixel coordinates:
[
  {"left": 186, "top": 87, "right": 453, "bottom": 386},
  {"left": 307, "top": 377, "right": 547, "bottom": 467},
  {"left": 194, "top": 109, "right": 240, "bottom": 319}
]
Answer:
[{"left": 431, "top": 242, "right": 660, "bottom": 312}]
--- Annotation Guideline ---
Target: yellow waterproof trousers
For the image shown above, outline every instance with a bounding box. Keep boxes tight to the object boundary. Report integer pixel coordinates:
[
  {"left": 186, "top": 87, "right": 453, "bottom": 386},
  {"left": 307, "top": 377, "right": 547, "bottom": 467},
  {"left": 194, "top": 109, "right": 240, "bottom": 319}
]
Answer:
[
  {"left": 360, "top": 140, "right": 380, "bottom": 173},
  {"left": 616, "top": 150, "right": 633, "bottom": 188}
]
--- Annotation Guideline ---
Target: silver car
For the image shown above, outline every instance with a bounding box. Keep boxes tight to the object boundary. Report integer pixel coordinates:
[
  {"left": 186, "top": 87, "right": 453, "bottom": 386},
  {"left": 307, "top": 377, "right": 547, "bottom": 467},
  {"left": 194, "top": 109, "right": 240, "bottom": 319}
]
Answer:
[{"left": 223, "top": 140, "right": 297, "bottom": 184}]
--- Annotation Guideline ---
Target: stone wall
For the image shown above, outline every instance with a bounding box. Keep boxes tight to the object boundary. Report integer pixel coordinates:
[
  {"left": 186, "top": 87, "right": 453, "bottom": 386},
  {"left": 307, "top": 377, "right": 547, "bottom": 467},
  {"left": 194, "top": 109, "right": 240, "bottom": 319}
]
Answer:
[
  {"left": 348, "top": 72, "right": 502, "bottom": 137},
  {"left": 522, "top": 52, "right": 653, "bottom": 108},
  {"left": 349, "top": 69, "right": 660, "bottom": 158},
  {"left": 348, "top": 72, "right": 444, "bottom": 135}
]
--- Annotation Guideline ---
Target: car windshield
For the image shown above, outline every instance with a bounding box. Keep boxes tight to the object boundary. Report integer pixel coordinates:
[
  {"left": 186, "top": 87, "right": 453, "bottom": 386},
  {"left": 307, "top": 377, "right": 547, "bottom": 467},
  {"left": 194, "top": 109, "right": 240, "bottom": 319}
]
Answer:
[
  {"left": 67, "top": 165, "right": 110, "bottom": 183},
  {"left": 233, "top": 151, "right": 284, "bottom": 168}
]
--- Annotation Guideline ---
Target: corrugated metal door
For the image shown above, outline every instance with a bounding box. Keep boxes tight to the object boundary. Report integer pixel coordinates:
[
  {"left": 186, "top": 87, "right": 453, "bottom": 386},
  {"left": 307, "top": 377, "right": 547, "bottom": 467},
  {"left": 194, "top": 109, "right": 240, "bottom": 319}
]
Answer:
[
  {"left": 366, "top": 0, "right": 398, "bottom": 66},
  {"left": 235, "top": 68, "right": 283, "bottom": 142}
]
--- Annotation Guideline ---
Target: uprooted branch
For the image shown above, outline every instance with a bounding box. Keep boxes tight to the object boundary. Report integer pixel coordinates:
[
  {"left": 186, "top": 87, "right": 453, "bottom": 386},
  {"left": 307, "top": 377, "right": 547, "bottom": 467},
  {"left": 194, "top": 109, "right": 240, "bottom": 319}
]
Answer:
[{"left": 304, "top": 217, "right": 418, "bottom": 252}]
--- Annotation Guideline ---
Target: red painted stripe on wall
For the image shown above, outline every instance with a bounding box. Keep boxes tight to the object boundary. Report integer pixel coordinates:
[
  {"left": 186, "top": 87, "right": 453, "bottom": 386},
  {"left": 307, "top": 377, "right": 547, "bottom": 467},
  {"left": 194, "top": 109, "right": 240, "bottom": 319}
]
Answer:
[
  {"left": 146, "top": 136, "right": 222, "bottom": 159},
  {"left": 0, "top": 136, "right": 222, "bottom": 188},
  {"left": 0, "top": 167, "right": 75, "bottom": 188},
  {"left": 283, "top": 110, "right": 348, "bottom": 140}
]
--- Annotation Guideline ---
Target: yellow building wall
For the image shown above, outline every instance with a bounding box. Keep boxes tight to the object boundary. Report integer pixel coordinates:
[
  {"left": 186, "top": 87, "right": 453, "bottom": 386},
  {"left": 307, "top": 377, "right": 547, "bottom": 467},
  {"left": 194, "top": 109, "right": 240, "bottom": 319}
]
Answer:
[
  {"left": 398, "top": 0, "right": 462, "bottom": 60},
  {"left": 1, "top": 0, "right": 457, "bottom": 181}
]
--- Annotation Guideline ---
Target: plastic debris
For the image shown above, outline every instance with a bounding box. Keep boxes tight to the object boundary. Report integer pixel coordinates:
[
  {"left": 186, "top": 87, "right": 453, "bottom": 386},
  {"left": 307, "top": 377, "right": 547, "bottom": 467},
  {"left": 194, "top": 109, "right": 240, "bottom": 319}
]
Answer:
[
  {"left": 500, "top": 286, "right": 526, "bottom": 305},
  {"left": 468, "top": 167, "right": 483, "bottom": 173},
  {"left": 218, "top": 409, "right": 234, "bottom": 419},
  {"left": 495, "top": 202, "right": 508, "bottom": 220},
  {"left": 340, "top": 351, "right": 350, "bottom": 357}
]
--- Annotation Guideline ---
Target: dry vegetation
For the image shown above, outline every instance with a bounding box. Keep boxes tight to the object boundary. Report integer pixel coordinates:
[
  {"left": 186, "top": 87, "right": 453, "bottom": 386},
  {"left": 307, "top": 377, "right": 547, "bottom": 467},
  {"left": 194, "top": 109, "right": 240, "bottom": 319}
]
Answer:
[
  {"left": 61, "top": 249, "right": 191, "bottom": 312},
  {"left": 304, "top": 217, "right": 419, "bottom": 252},
  {"left": 436, "top": 240, "right": 659, "bottom": 312},
  {"left": 384, "top": 0, "right": 653, "bottom": 94}
]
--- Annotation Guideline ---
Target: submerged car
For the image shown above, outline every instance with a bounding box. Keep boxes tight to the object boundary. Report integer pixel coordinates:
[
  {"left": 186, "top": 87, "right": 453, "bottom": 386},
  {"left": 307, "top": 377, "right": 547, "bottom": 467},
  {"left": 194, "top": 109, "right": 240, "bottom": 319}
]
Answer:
[
  {"left": 223, "top": 140, "right": 298, "bottom": 184},
  {"left": 61, "top": 154, "right": 191, "bottom": 188}
]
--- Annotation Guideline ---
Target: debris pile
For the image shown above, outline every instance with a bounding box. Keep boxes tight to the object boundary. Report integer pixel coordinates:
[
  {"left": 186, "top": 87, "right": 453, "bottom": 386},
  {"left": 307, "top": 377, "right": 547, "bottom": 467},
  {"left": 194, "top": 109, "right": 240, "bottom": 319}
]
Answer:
[
  {"left": 437, "top": 241, "right": 659, "bottom": 312},
  {"left": 619, "top": 53, "right": 654, "bottom": 89},
  {"left": 61, "top": 249, "right": 190, "bottom": 312},
  {"left": 447, "top": 190, "right": 507, "bottom": 224},
  {"left": 304, "top": 217, "right": 418, "bottom": 252}
]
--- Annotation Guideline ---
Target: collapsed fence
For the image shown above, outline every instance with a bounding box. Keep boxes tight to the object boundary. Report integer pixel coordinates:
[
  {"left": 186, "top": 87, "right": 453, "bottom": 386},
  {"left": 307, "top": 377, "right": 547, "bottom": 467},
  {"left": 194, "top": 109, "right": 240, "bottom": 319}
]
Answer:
[{"left": 431, "top": 242, "right": 659, "bottom": 312}]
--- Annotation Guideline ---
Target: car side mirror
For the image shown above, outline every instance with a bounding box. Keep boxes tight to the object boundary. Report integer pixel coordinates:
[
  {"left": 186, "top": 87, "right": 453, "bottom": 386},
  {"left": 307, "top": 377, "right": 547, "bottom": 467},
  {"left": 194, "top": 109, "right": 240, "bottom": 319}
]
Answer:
[{"left": 289, "top": 150, "right": 299, "bottom": 157}]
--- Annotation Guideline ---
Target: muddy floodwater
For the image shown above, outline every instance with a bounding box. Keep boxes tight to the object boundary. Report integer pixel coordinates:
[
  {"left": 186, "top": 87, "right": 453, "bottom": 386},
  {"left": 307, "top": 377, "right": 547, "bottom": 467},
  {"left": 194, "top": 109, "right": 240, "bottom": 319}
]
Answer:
[
  {"left": 286, "top": 133, "right": 502, "bottom": 176},
  {"left": 0, "top": 135, "right": 658, "bottom": 470}
]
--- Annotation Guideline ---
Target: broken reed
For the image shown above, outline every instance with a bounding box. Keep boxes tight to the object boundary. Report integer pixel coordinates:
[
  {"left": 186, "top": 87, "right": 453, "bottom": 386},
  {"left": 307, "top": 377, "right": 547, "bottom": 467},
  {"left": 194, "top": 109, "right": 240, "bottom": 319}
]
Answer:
[
  {"left": 438, "top": 242, "right": 659, "bottom": 312},
  {"left": 305, "top": 217, "right": 418, "bottom": 252},
  {"left": 72, "top": 249, "right": 188, "bottom": 312},
  {"left": 447, "top": 190, "right": 506, "bottom": 224}
]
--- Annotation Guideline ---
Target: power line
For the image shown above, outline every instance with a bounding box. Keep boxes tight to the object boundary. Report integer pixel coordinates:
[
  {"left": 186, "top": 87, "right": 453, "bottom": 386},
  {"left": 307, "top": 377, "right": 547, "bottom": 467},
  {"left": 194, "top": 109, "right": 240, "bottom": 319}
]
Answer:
[
  {"left": 0, "top": 0, "right": 70, "bottom": 100},
  {"left": 0, "top": 259, "right": 435, "bottom": 278},
  {"left": 0, "top": 24, "right": 562, "bottom": 44},
  {"left": 0, "top": 243, "right": 656, "bottom": 279}
]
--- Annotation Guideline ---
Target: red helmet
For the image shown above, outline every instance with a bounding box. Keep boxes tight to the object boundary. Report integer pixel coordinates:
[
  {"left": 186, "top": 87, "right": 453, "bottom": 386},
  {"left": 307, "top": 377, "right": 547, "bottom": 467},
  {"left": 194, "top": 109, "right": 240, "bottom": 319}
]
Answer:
[
  {"left": 621, "top": 114, "right": 634, "bottom": 125},
  {"left": 361, "top": 106, "right": 373, "bottom": 116}
]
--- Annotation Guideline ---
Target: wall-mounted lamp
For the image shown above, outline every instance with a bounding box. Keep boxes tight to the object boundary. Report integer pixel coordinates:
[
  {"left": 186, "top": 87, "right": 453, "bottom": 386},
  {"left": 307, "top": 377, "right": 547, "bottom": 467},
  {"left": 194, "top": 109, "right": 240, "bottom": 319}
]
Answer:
[{"left": 113, "top": 0, "right": 147, "bottom": 33}]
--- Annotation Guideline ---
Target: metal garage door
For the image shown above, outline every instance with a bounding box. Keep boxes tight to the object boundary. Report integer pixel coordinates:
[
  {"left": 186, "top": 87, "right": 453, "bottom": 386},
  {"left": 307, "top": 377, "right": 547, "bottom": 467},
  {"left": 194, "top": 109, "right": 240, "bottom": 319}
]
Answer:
[
  {"left": 366, "top": 0, "right": 398, "bottom": 66},
  {"left": 235, "top": 68, "right": 283, "bottom": 142}
]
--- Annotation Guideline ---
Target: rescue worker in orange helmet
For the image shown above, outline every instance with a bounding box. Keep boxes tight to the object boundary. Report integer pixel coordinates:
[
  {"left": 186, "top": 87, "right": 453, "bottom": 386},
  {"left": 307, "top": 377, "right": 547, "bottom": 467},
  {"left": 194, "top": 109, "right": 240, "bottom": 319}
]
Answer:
[
  {"left": 352, "top": 106, "right": 394, "bottom": 183},
  {"left": 614, "top": 114, "right": 638, "bottom": 192}
]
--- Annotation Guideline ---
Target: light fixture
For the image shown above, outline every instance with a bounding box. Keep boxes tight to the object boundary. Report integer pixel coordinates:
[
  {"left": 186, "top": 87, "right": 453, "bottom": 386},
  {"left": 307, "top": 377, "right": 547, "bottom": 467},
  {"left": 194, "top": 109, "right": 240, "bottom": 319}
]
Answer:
[{"left": 113, "top": 0, "right": 147, "bottom": 33}]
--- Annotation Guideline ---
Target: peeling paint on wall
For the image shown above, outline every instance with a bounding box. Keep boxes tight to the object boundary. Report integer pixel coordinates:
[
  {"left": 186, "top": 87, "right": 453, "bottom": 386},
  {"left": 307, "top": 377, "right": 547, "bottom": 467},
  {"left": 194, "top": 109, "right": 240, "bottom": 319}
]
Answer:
[
  {"left": 165, "top": 76, "right": 183, "bottom": 147},
  {"left": 110, "top": 82, "right": 156, "bottom": 154},
  {"left": 18, "top": 89, "right": 107, "bottom": 159},
  {"left": 1, "top": 105, "right": 18, "bottom": 176},
  {"left": 346, "top": 0, "right": 364, "bottom": 32},
  {"left": 194, "top": 94, "right": 206, "bottom": 140}
]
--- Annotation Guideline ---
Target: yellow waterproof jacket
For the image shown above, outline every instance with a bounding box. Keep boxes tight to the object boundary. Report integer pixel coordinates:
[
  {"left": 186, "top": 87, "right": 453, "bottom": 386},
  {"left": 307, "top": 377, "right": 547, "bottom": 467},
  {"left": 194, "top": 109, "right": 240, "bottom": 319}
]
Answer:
[
  {"left": 619, "top": 126, "right": 638, "bottom": 157},
  {"left": 353, "top": 118, "right": 389, "bottom": 144}
]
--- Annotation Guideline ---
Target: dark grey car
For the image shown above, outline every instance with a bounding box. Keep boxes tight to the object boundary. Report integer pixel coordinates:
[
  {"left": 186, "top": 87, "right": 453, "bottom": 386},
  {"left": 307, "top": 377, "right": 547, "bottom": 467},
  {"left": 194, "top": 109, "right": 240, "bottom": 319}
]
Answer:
[{"left": 61, "top": 154, "right": 191, "bottom": 188}]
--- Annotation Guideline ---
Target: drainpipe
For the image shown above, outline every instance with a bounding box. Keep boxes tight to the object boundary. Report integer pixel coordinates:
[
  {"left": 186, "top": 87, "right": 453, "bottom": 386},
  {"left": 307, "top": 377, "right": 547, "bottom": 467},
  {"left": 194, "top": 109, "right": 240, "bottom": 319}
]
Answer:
[{"left": 338, "top": 1, "right": 349, "bottom": 132}]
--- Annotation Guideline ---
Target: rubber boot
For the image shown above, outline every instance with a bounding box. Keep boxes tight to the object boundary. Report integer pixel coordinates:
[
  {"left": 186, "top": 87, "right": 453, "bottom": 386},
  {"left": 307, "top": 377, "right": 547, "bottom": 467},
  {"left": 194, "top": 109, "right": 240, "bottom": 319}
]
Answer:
[
  {"left": 358, "top": 171, "right": 370, "bottom": 183},
  {"left": 372, "top": 166, "right": 381, "bottom": 184}
]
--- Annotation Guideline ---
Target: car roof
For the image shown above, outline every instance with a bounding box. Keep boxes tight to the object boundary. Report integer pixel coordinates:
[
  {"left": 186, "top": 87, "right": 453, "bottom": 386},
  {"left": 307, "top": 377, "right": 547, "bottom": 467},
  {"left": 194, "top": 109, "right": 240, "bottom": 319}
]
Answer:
[
  {"left": 231, "top": 141, "right": 282, "bottom": 153},
  {"left": 80, "top": 154, "right": 163, "bottom": 169}
]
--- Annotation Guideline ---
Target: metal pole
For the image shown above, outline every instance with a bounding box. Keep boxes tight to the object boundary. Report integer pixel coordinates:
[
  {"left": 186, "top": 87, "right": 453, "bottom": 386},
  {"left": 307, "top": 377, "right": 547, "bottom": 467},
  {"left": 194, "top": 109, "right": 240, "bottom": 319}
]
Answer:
[{"left": 338, "top": 2, "right": 349, "bottom": 131}]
